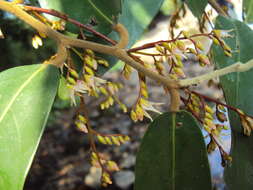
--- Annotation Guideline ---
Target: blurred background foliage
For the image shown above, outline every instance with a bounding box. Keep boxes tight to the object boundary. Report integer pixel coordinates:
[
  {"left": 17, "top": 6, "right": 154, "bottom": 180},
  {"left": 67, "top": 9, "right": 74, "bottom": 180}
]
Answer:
[{"left": 0, "top": 12, "right": 56, "bottom": 71}]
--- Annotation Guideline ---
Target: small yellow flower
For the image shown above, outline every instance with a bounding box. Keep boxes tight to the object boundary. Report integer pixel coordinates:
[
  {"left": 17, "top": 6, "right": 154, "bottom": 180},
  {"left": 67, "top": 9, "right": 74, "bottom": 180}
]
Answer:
[
  {"left": 32, "top": 35, "right": 43, "bottom": 49},
  {"left": 213, "top": 29, "right": 233, "bottom": 38},
  {"left": 0, "top": 28, "right": 4, "bottom": 39}
]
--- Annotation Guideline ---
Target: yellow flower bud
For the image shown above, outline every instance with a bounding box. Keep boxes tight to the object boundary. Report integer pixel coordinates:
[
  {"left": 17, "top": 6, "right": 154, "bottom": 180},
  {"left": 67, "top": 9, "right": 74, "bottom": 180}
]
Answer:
[
  {"left": 207, "top": 140, "right": 217, "bottom": 153},
  {"left": 176, "top": 40, "right": 186, "bottom": 51},
  {"left": 195, "top": 41, "right": 204, "bottom": 51},
  {"left": 67, "top": 77, "right": 76, "bottom": 85},
  {"left": 78, "top": 115, "right": 87, "bottom": 124},
  {"left": 85, "top": 49, "right": 95, "bottom": 57},
  {"left": 173, "top": 67, "right": 185, "bottom": 77},
  {"left": 188, "top": 48, "right": 197, "bottom": 55},
  {"left": 102, "top": 172, "right": 112, "bottom": 184},
  {"left": 224, "top": 50, "right": 232, "bottom": 57},
  {"left": 75, "top": 122, "right": 88, "bottom": 133},
  {"left": 169, "top": 73, "right": 178, "bottom": 80},
  {"left": 205, "top": 112, "right": 213, "bottom": 120},
  {"left": 241, "top": 118, "right": 251, "bottom": 136},
  {"left": 118, "top": 136, "right": 126, "bottom": 144},
  {"left": 105, "top": 136, "right": 113, "bottom": 145},
  {"left": 174, "top": 60, "right": 184, "bottom": 68},
  {"left": 130, "top": 110, "right": 137, "bottom": 122},
  {"left": 155, "top": 44, "right": 164, "bottom": 53},
  {"left": 198, "top": 54, "right": 210, "bottom": 65},
  {"left": 97, "top": 59, "right": 109, "bottom": 67},
  {"left": 100, "top": 103, "right": 105, "bottom": 110},
  {"left": 124, "top": 135, "right": 130, "bottom": 141},
  {"left": 97, "top": 135, "right": 107, "bottom": 144},
  {"left": 107, "top": 160, "right": 120, "bottom": 171},
  {"left": 84, "top": 66, "right": 94, "bottom": 76},
  {"left": 182, "top": 31, "right": 190, "bottom": 38},
  {"left": 32, "top": 35, "right": 43, "bottom": 49},
  {"left": 91, "top": 152, "right": 98, "bottom": 160},
  {"left": 120, "top": 103, "right": 127, "bottom": 113},
  {"left": 111, "top": 136, "right": 121, "bottom": 146},
  {"left": 213, "top": 30, "right": 221, "bottom": 38},
  {"left": 203, "top": 125, "right": 211, "bottom": 133},
  {"left": 69, "top": 69, "right": 79, "bottom": 79},
  {"left": 205, "top": 105, "right": 213, "bottom": 114},
  {"left": 99, "top": 87, "right": 108, "bottom": 95},
  {"left": 161, "top": 42, "right": 171, "bottom": 51},
  {"left": 212, "top": 37, "right": 220, "bottom": 46},
  {"left": 141, "top": 88, "right": 148, "bottom": 98},
  {"left": 204, "top": 118, "right": 214, "bottom": 128}
]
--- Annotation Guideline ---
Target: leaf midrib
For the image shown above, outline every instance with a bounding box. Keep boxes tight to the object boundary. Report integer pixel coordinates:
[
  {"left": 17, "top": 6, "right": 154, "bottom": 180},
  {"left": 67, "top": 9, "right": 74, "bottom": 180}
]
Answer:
[{"left": 232, "top": 21, "right": 240, "bottom": 106}]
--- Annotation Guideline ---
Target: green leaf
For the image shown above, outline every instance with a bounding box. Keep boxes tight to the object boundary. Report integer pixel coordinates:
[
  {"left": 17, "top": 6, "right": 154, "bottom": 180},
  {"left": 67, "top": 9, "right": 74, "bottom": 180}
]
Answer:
[
  {"left": 243, "top": 0, "right": 253, "bottom": 23},
  {"left": 185, "top": 0, "right": 207, "bottom": 18},
  {"left": 37, "top": 0, "right": 122, "bottom": 34},
  {"left": 0, "top": 64, "right": 59, "bottom": 190},
  {"left": 212, "top": 16, "right": 253, "bottom": 190},
  {"left": 134, "top": 111, "right": 212, "bottom": 190}
]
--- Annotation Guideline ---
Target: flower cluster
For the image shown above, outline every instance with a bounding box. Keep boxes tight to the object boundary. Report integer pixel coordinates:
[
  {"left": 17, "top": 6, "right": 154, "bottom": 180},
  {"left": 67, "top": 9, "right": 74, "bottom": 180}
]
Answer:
[
  {"left": 181, "top": 91, "right": 233, "bottom": 165},
  {"left": 97, "top": 134, "right": 130, "bottom": 146},
  {"left": 99, "top": 82, "right": 127, "bottom": 113},
  {"left": 212, "top": 29, "right": 233, "bottom": 57},
  {"left": 55, "top": 48, "right": 130, "bottom": 186},
  {"left": 184, "top": 91, "right": 229, "bottom": 137},
  {"left": 90, "top": 152, "right": 120, "bottom": 186}
]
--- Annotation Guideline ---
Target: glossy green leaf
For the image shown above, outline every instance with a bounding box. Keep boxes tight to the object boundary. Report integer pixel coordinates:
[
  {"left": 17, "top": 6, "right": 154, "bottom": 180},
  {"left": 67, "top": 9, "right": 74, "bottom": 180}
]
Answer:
[
  {"left": 134, "top": 111, "right": 212, "bottom": 190},
  {"left": 212, "top": 16, "right": 253, "bottom": 190},
  {"left": 0, "top": 64, "right": 59, "bottom": 190},
  {"left": 185, "top": 0, "right": 207, "bottom": 18},
  {"left": 37, "top": 0, "right": 121, "bottom": 34},
  {"left": 243, "top": 0, "right": 253, "bottom": 23}
]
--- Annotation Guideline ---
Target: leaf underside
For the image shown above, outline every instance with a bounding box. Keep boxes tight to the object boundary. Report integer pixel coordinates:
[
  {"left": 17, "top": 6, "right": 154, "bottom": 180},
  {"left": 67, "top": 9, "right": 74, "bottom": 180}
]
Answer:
[{"left": 213, "top": 16, "right": 253, "bottom": 190}]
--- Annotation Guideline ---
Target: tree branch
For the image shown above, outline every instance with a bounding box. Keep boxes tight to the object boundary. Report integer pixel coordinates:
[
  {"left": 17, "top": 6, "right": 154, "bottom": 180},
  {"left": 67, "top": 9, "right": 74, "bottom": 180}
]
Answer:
[
  {"left": 3, "top": 0, "right": 253, "bottom": 91},
  {"left": 0, "top": 0, "right": 179, "bottom": 89},
  {"left": 179, "top": 60, "right": 253, "bottom": 87},
  {"left": 169, "top": 89, "right": 180, "bottom": 112},
  {"left": 46, "top": 43, "right": 67, "bottom": 67},
  {"left": 24, "top": 5, "right": 117, "bottom": 45}
]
